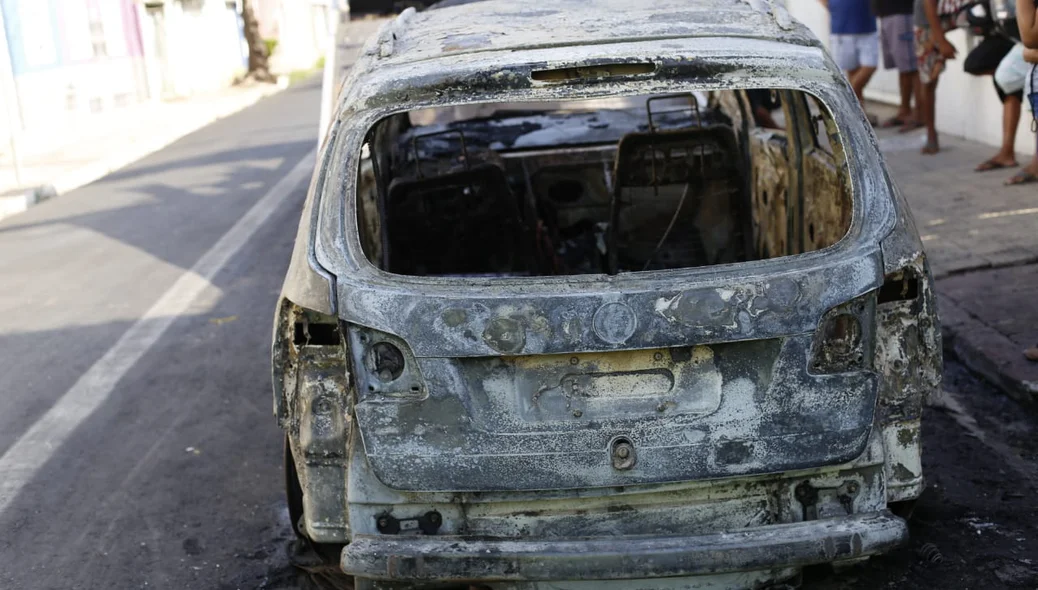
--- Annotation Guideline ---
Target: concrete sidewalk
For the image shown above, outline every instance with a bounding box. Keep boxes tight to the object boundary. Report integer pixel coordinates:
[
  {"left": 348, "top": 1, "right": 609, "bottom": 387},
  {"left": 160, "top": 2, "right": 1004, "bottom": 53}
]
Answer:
[
  {"left": 876, "top": 122, "right": 1038, "bottom": 402},
  {"left": 0, "top": 80, "right": 285, "bottom": 222}
]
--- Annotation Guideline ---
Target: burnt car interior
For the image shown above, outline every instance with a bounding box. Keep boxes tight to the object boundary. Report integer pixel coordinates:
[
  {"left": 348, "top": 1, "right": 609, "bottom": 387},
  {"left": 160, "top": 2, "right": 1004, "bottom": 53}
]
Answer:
[{"left": 356, "top": 89, "right": 852, "bottom": 277}]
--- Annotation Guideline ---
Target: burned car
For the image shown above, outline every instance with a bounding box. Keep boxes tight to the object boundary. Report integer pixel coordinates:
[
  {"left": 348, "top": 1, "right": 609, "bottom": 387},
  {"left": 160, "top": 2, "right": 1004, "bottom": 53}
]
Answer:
[{"left": 272, "top": 1, "right": 942, "bottom": 588}]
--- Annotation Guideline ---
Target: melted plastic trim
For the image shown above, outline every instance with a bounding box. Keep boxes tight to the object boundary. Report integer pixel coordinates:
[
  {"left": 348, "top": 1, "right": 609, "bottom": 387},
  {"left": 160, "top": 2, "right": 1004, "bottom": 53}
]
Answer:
[{"left": 531, "top": 62, "right": 657, "bottom": 81}]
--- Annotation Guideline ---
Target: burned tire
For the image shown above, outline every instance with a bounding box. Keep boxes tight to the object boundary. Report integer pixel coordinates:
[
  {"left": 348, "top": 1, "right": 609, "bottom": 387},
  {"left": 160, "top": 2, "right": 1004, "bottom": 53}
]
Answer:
[
  {"left": 284, "top": 436, "right": 306, "bottom": 539},
  {"left": 890, "top": 499, "right": 918, "bottom": 521}
]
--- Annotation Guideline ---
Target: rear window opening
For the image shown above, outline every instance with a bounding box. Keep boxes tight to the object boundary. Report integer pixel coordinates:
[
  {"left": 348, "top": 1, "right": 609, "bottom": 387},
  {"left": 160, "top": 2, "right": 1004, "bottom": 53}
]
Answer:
[{"left": 356, "top": 90, "right": 852, "bottom": 278}]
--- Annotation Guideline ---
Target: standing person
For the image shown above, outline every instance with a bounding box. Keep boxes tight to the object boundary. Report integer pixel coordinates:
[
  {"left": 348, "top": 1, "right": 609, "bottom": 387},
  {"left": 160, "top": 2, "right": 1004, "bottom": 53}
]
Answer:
[
  {"left": 1019, "top": 0, "right": 1038, "bottom": 48},
  {"left": 914, "top": 0, "right": 960, "bottom": 153},
  {"left": 997, "top": 43, "right": 1038, "bottom": 184},
  {"left": 820, "top": 0, "right": 881, "bottom": 121},
  {"left": 996, "top": 42, "right": 1038, "bottom": 184},
  {"left": 1017, "top": 0, "right": 1038, "bottom": 175},
  {"left": 875, "top": 0, "right": 923, "bottom": 129},
  {"left": 964, "top": 7, "right": 1022, "bottom": 172}
]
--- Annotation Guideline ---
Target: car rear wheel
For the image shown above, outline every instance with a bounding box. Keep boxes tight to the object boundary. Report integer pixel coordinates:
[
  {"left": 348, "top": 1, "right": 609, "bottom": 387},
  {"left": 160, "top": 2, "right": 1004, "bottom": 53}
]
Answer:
[
  {"left": 284, "top": 437, "right": 346, "bottom": 574},
  {"left": 890, "top": 499, "right": 918, "bottom": 521},
  {"left": 284, "top": 436, "right": 306, "bottom": 538}
]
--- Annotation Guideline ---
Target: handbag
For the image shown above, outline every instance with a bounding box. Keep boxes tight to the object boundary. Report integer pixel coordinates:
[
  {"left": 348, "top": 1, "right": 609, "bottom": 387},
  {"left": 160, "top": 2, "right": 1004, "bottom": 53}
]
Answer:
[{"left": 991, "top": 0, "right": 1022, "bottom": 40}]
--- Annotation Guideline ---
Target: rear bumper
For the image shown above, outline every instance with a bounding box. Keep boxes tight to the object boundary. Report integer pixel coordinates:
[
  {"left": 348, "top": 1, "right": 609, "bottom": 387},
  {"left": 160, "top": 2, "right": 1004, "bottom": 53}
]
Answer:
[{"left": 341, "top": 511, "right": 907, "bottom": 582}]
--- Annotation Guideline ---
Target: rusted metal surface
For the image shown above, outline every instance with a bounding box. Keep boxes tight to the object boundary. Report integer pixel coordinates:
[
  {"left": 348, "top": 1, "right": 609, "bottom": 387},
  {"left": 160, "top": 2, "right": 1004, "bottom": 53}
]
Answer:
[
  {"left": 802, "top": 151, "right": 851, "bottom": 252},
  {"left": 273, "top": 300, "right": 351, "bottom": 543},
  {"left": 343, "top": 513, "right": 906, "bottom": 581},
  {"left": 748, "top": 128, "right": 791, "bottom": 259},
  {"left": 271, "top": 0, "right": 941, "bottom": 586},
  {"left": 349, "top": 333, "right": 879, "bottom": 492},
  {"left": 355, "top": 160, "right": 382, "bottom": 265},
  {"left": 874, "top": 257, "right": 943, "bottom": 502}
]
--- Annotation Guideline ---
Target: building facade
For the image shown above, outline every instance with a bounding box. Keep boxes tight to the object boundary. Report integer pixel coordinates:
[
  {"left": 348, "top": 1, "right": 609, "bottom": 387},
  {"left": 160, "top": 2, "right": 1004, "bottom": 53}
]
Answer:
[
  {"left": 0, "top": 0, "right": 247, "bottom": 146},
  {"left": 0, "top": 0, "right": 149, "bottom": 134}
]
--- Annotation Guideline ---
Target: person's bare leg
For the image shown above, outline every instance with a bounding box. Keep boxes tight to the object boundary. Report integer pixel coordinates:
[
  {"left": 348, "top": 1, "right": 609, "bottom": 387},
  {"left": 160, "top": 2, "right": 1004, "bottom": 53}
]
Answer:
[
  {"left": 846, "top": 67, "right": 862, "bottom": 100},
  {"left": 1006, "top": 136, "right": 1038, "bottom": 185},
  {"left": 897, "top": 71, "right": 917, "bottom": 122},
  {"left": 1023, "top": 154, "right": 1038, "bottom": 177},
  {"left": 851, "top": 66, "right": 877, "bottom": 124},
  {"left": 849, "top": 67, "right": 876, "bottom": 104},
  {"left": 912, "top": 72, "right": 924, "bottom": 127},
  {"left": 1000, "top": 95, "right": 1021, "bottom": 160},
  {"left": 896, "top": 72, "right": 924, "bottom": 131},
  {"left": 980, "top": 95, "right": 1022, "bottom": 169},
  {"left": 921, "top": 77, "right": 940, "bottom": 154}
]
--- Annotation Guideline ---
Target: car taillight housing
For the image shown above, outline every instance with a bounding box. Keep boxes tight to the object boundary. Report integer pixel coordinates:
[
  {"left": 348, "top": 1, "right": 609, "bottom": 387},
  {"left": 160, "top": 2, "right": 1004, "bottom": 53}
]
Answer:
[
  {"left": 347, "top": 326, "right": 427, "bottom": 401},
  {"left": 810, "top": 294, "right": 875, "bottom": 374}
]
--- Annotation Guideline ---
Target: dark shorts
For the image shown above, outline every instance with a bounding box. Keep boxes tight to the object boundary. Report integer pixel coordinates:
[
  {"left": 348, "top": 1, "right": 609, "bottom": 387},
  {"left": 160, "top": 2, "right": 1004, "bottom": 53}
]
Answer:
[
  {"left": 964, "top": 34, "right": 1015, "bottom": 75},
  {"left": 880, "top": 14, "right": 917, "bottom": 72}
]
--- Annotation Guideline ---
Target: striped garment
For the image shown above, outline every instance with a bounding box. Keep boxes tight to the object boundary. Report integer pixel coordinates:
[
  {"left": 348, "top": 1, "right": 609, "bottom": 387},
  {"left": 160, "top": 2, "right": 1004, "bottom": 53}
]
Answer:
[
  {"left": 936, "top": 0, "right": 971, "bottom": 15},
  {"left": 914, "top": 0, "right": 972, "bottom": 28}
]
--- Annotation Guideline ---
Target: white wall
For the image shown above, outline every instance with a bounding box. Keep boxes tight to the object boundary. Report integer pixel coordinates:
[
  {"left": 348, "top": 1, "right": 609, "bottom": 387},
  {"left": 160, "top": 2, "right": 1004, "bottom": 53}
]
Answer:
[
  {"left": 786, "top": 0, "right": 1035, "bottom": 156},
  {"left": 164, "top": 0, "right": 246, "bottom": 97},
  {"left": 12, "top": 57, "right": 149, "bottom": 139},
  {"left": 271, "top": 2, "right": 329, "bottom": 73}
]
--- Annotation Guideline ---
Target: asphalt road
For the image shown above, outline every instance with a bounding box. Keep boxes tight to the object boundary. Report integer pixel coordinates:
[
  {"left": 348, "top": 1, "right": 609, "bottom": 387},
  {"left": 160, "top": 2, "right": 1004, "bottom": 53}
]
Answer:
[
  {"left": 0, "top": 77, "right": 320, "bottom": 590},
  {"left": 0, "top": 22, "right": 1036, "bottom": 590}
]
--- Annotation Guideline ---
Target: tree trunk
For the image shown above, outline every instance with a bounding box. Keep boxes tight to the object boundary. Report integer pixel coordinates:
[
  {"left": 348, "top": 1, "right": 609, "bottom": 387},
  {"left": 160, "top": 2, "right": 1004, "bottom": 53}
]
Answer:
[{"left": 241, "top": 0, "right": 275, "bottom": 83}]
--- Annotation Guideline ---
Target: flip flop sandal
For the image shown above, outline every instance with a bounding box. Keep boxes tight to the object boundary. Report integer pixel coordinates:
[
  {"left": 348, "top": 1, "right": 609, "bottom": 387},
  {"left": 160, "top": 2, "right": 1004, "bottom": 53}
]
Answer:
[
  {"left": 881, "top": 117, "right": 907, "bottom": 128},
  {"left": 975, "top": 159, "right": 1018, "bottom": 172},
  {"left": 1005, "top": 171, "right": 1038, "bottom": 185},
  {"left": 898, "top": 121, "right": 924, "bottom": 133}
]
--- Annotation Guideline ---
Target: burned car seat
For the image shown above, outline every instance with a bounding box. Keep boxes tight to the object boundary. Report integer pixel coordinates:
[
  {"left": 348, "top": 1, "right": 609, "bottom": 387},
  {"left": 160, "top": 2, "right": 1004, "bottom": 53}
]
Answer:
[
  {"left": 607, "top": 113, "right": 750, "bottom": 274},
  {"left": 385, "top": 162, "right": 529, "bottom": 276}
]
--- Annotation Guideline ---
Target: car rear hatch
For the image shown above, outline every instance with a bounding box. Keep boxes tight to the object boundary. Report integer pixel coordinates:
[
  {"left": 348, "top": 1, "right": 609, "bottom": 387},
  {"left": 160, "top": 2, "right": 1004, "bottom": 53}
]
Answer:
[{"left": 342, "top": 250, "right": 884, "bottom": 492}]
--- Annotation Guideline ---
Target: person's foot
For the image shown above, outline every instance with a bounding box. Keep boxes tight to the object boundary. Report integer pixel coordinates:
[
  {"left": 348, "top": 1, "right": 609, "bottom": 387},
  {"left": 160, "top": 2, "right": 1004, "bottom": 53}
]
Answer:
[
  {"left": 1005, "top": 170, "right": 1038, "bottom": 185},
  {"left": 1006, "top": 160, "right": 1038, "bottom": 185},
  {"left": 881, "top": 109, "right": 918, "bottom": 129},
  {"left": 881, "top": 115, "right": 909, "bottom": 128},
  {"left": 921, "top": 138, "right": 940, "bottom": 154},
  {"left": 1025, "top": 345, "right": 1038, "bottom": 361},
  {"left": 898, "top": 119, "right": 924, "bottom": 133},
  {"left": 976, "top": 155, "right": 1018, "bottom": 172}
]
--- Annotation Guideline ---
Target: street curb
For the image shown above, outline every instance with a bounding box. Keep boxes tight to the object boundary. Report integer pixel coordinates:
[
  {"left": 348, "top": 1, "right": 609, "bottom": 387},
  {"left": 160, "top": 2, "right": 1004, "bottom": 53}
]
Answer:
[
  {"left": 939, "top": 294, "right": 1038, "bottom": 405},
  {"left": 0, "top": 83, "right": 284, "bottom": 224},
  {"left": 0, "top": 184, "right": 57, "bottom": 220}
]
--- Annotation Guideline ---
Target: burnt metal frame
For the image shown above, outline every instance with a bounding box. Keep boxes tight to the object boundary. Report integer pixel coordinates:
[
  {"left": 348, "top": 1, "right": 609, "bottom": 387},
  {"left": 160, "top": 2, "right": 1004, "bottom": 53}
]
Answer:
[{"left": 607, "top": 93, "right": 739, "bottom": 275}]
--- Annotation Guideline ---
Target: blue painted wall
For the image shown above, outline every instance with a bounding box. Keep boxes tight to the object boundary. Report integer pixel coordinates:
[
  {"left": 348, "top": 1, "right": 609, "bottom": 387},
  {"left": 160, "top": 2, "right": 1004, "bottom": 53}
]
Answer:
[{"left": 1, "top": 0, "right": 64, "bottom": 75}]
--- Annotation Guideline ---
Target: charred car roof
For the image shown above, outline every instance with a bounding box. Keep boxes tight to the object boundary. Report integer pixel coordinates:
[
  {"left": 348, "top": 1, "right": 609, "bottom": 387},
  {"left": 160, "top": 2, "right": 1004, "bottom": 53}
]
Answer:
[{"left": 364, "top": 0, "right": 814, "bottom": 68}]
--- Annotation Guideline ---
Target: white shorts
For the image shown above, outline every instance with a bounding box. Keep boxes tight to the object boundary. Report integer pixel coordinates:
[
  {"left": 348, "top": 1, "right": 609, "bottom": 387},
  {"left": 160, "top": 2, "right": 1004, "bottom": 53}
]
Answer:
[
  {"left": 831, "top": 32, "right": 880, "bottom": 71},
  {"left": 995, "top": 43, "right": 1029, "bottom": 96}
]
